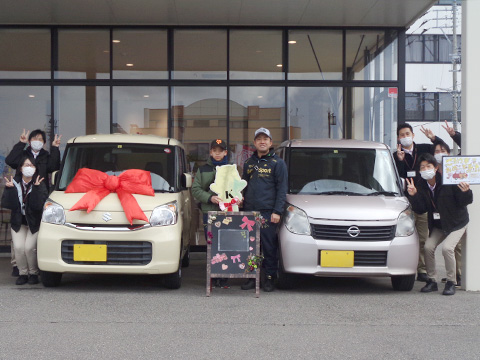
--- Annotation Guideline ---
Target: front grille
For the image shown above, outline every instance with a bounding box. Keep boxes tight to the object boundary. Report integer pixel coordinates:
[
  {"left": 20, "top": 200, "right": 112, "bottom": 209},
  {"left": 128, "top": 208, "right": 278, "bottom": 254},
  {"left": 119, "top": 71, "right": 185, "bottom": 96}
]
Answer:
[
  {"left": 61, "top": 240, "right": 152, "bottom": 265},
  {"left": 319, "top": 250, "right": 388, "bottom": 267},
  {"left": 311, "top": 224, "right": 395, "bottom": 241}
]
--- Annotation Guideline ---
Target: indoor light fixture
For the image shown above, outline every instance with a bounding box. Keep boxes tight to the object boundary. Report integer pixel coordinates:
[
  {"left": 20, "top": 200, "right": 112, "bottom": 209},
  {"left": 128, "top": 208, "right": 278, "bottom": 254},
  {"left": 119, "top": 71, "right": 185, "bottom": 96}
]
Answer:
[
  {"left": 28, "top": 95, "right": 35, "bottom": 98},
  {"left": 276, "top": 64, "right": 283, "bottom": 67},
  {"left": 112, "top": 40, "right": 120, "bottom": 43},
  {"left": 288, "top": 40, "right": 297, "bottom": 44},
  {"left": 144, "top": 95, "right": 150, "bottom": 98},
  {"left": 126, "top": 63, "right": 134, "bottom": 67}
]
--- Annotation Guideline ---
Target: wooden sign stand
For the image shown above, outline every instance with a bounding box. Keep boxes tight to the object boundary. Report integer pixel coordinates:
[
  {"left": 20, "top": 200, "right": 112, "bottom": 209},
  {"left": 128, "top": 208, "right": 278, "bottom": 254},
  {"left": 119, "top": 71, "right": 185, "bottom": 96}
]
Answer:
[{"left": 206, "top": 211, "right": 261, "bottom": 297}]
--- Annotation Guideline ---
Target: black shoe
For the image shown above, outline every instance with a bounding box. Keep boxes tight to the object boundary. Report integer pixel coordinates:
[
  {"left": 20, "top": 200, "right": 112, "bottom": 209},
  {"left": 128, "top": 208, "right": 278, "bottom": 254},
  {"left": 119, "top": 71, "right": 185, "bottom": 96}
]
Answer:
[
  {"left": 443, "top": 281, "right": 456, "bottom": 295},
  {"left": 421, "top": 279, "right": 438, "bottom": 292},
  {"left": 263, "top": 275, "right": 275, "bottom": 292},
  {"left": 15, "top": 275, "right": 28, "bottom": 285},
  {"left": 217, "top": 279, "right": 230, "bottom": 289},
  {"left": 456, "top": 275, "right": 461, "bottom": 288},
  {"left": 11, "top": 266, "right": 19, "bottom": 277},
  {"left": 416, "top": 273, "right": 428, "bottom": 282},
  {"left": 28, "top": 275, "right": 39, "bottom": 285},
  {"left": 241, "top": 279, "right": 256, "bottom": 290},
  {"left": 441, "top": 277, "right": 447, "bottom": 283}
]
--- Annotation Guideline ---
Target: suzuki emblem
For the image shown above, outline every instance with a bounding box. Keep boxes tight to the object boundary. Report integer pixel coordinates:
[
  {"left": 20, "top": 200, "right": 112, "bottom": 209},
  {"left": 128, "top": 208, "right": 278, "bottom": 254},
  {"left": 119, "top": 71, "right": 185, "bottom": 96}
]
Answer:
[
  {"left": 347, "top": 226, "right": 360, "bottom": 238},
  {"left": 102, "top": 213, "right": 112, "bottom": 222}
]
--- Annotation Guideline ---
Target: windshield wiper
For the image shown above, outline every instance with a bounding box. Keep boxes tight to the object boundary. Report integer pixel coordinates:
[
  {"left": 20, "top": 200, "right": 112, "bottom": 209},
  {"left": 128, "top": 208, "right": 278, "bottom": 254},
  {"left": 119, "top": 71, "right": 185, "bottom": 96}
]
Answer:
[
  {"left": 319, "top": 191, "right": 363, "bottom": 196},
  {"left": 367, "top": 191, "right": 398, "bottom": 196}
]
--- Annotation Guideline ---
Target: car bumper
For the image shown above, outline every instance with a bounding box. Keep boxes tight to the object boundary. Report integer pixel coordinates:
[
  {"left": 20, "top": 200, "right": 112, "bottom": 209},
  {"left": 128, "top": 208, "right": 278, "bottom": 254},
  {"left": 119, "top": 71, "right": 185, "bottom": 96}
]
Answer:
[
  {"left": 37, "top": 222, "right": 182, "bottom": 274},
  {"left": 279, "top": 226, "right": 419, "bottom": 277}
]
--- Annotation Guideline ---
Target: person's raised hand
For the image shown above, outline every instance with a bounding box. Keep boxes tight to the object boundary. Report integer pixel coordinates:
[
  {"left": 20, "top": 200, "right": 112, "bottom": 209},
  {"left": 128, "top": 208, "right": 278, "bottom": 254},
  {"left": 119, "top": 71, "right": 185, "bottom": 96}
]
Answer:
[
  {"left": 405, "top": 177, "right": 417, "bottom": 196},
  {"left": 34, "top": 176, "right": 44, "bottom": 186},
  {"left": 52, "top": 134, "right": 62, "bottom": 147},
  {"left": 20, "top": 129, "right": 29, "bottom": 143},
  {"left": 4, "top": 176, "right": 14, "bottom": 187},
  {"left": 396, "top": 144, "right": 405, "bottom": 161},
  {"left": 458, "top": 182, "right": 470, "bottom": 192},
  {"left": 442, "top": 120, "right": 456, "bottom": 137},
  {"left": 420, "top": 125, "right": 436, "bottom": 141},
  {"left": 271, "top": 213, "right": 281, "bottom": 224},
  {"left": 210, "top": 195, "right": 222, "bottom": 204}
]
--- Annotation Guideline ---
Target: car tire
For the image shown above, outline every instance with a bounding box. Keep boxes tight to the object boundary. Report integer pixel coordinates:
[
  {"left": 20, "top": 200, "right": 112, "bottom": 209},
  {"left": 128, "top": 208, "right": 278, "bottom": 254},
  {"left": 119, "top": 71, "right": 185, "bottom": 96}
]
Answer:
[
  {"left": 40, "top": 271, "right": 62, "bottom": 287},
  {"left": 164, "top": 256, "right": 182, "bottom": 289},
  {"left": 181, "top": 248, "right": 190, "bottom": 268},
  {"left": 391, "top": 274, "right": 415, "bottom": 291},
  {"left": 276, "top": 256, "right": 297, "bottom": 290}
]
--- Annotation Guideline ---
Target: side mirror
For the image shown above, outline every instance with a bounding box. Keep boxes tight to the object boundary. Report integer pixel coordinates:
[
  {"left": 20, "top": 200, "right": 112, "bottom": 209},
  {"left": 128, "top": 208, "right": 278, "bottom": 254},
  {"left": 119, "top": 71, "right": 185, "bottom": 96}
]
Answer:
[
  {"left": 181, "top": 173, "right": 192, "bottom": 189},
  {"left": 51, "top": 171, "right": 59, "bottom": 186}
]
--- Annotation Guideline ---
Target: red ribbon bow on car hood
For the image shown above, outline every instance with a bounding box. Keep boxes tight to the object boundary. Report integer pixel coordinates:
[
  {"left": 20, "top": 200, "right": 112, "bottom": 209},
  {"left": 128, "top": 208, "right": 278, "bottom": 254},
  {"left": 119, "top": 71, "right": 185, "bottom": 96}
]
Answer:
[{"left": 65, "top": 168, "right": 154, "bottom": 225}]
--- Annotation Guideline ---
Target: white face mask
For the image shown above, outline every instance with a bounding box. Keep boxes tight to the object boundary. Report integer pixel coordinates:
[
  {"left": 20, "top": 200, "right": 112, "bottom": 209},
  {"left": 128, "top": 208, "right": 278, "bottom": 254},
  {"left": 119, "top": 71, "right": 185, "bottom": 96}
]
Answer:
[
  {"left": 434, "top": 153, "right": 446, "bottom": 164},
  {"left": 21, "top": 166, "right": 36, "bottom": 178},
  {"left": 400, "top": 137, "right": 413, "bottom": 148},
  {"left": 30, "top": 140, "right": 44, "bottom": 152},
  {"left": 420, "top": 169, "right": 436, "bottom": 180}
]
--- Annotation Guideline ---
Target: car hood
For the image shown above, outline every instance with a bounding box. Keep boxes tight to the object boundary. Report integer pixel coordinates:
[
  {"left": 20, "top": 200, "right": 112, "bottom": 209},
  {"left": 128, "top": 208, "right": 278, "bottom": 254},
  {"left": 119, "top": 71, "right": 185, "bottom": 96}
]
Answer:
[{"left": 286, "top": 194, "right": 410, "bottom": 221}]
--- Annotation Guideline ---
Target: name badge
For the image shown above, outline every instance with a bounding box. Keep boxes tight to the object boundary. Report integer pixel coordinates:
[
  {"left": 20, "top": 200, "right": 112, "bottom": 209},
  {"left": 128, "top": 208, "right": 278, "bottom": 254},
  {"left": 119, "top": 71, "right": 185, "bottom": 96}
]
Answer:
[
  {"left": 407, "top": 171, "right": 416, "bottom": 178},
  {"left": 433, "top": 212, "right": 441, "bottom": 220}
]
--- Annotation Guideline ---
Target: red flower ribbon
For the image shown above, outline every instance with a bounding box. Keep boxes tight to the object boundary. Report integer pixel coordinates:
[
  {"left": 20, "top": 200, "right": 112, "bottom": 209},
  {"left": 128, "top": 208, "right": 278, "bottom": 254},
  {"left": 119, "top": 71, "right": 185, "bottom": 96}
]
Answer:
[
  {"left": 219, "top": 197, "right": 239, "bottom": 212},
  {"left": 240, "top": 216, "right": 255, "bottom": 232},
  {"left": 65, "top": 168, "right": 154, "bottom": 225}
]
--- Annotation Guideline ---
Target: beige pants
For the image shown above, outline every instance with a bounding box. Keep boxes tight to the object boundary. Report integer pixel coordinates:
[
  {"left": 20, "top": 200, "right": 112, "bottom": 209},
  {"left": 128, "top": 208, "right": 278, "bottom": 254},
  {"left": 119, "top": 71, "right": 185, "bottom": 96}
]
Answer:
[
  {"left": 11, "top": 243, "right": 16, "bottom": 266},
  {"left": 414, "top": 212, "right": 429, "bottom": 274},
  {"left": 424, "top": 226, "right": 467, "bottom": 284},
  {"left": 11, "top": 225, "right": 39, "bottom": 276}
]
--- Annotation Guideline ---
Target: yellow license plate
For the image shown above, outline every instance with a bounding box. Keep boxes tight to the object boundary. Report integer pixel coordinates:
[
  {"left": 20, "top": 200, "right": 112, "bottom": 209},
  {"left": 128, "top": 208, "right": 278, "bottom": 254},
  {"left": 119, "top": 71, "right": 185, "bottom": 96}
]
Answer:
[
  {"left": 73, "top": 244, "right": 107, "bottom": 262},
  {"left": 321, "top": 250, "right": 354, "bottom": 268}
]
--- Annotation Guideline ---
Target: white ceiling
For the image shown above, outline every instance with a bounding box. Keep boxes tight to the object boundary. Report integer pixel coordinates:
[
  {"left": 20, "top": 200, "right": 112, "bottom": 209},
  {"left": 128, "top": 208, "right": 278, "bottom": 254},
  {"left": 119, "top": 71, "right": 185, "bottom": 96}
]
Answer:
[{"left": 0, "top": 0, "right": 437, "bottom": 28}]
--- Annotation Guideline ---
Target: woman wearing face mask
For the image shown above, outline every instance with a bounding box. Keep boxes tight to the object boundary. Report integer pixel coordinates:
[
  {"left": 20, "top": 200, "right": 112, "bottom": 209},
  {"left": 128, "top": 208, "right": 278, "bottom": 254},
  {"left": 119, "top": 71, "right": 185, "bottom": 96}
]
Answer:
[
  {"left": 406, "top": 153, "right": 472, "bottom": 295},
  {"left": 433, "top": 140, "right": 451, "bottom": 168},
  {"left": 2, "top": 157, "right": 48, "bottom": 285}
]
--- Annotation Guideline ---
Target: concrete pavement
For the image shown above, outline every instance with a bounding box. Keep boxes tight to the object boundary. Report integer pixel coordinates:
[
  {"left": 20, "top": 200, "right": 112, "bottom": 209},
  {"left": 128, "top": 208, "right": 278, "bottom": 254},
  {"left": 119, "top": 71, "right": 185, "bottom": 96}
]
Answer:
[{"left": 0, "top": 253, "right": 479, "bottom": 360}]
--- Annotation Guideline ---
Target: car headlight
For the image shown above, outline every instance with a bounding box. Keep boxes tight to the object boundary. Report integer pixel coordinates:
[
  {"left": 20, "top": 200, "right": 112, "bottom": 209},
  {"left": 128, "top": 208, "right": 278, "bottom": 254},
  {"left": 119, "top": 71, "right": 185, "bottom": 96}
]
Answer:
[
  {"left": 42, "top": 199, "right": 65, "bottom": 225},
  {"left": 395, "top": 207, "right": 415, "bottom": 237},
  {"left": 284, "top": 204, "right": 311, "bottom": 235},
  {"left": 150, "top": 202, "right": 177, "bottom": 226}
]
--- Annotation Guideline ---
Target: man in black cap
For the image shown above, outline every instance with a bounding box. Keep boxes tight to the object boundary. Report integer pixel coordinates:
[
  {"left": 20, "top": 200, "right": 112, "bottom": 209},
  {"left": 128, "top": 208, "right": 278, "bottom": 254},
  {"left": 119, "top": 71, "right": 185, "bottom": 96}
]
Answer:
[{"left": 241, "top": 127, "right": 288, "bottom": 292}]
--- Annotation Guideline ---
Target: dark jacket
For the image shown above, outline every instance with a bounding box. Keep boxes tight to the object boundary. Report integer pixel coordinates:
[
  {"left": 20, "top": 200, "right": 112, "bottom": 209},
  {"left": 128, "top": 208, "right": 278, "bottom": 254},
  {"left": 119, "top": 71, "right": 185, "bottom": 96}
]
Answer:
[
  {"left": 451, "top": 131, "right": 461, "bottom": 148},
  {"left": 242, "top": 148, "right": 288, "bottom": 215},
  {"left": 192, "top": 157, "right": 221, "bottom": 214},
  {"left": 1, "top": 175, "right": 48, "bottom": 233},
  {"left": 408, "top": 172, "right": 473, "bottom": 236},
  {"left": 5, "top": 141, "right": 60, "bottom": 191},
  {"left": 393, "top": 140, "right": 442, "bottom": 182}
]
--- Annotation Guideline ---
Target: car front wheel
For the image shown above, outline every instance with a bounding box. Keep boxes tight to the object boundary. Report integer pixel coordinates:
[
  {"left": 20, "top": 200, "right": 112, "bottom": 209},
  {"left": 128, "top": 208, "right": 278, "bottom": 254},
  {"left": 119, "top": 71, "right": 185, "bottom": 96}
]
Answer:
[
  {"left": 40, "top": 271, "right": 62, "bottom": 287},
  {"left": 391, "top": 274, "right": 415, "bottom": 291}
]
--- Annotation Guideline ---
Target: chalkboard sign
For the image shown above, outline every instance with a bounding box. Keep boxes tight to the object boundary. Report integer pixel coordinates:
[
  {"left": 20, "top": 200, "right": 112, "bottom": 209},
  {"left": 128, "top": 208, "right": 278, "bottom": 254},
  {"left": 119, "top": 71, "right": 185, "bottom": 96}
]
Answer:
[{"left": 206, "top": 211, "right": 261, "bottom": 297}]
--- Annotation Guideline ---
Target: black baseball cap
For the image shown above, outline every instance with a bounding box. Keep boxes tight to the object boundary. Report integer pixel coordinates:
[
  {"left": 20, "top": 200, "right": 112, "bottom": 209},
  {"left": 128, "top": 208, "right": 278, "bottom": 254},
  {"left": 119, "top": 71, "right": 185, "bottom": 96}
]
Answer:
[{"left": 210, "top": 139, "right": 227, "bottom": 150}]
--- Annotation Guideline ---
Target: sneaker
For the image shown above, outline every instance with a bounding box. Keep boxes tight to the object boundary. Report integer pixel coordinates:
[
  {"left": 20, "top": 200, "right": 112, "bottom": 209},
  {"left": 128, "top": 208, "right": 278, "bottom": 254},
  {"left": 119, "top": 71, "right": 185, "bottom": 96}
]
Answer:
[
  {"left": 11, "top": 266, "right": 19, "bottom": 277},
  {"left": 420, "top": 279, "right": 438, "bottom": 293},
  {"left": 416, "top": 273, "right": 428, "bottom": 282},
  {"left": 263, "top": 275, "right": 275, "bottom": 292},
  {"left": 28, "top": 275, "right": 39, "bottom": 285},
  {"left": 443, "top": 281, "right": 456, "bottom": 295},
  {"left": 15, "top": 275, "right": 28, "bottom": 285},
  {"left": 241, "top": 278, "right": 256, "bottom": 290},
  {"left": 218, "top": 279, "right": 230, "bottom": 289}
]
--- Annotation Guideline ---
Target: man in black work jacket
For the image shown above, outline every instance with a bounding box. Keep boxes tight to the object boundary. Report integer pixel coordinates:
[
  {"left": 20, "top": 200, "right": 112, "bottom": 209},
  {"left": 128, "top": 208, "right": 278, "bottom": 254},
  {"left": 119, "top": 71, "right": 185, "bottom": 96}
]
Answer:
[{"left": 241, "top": 127, "right": 288, "bottom": 292}]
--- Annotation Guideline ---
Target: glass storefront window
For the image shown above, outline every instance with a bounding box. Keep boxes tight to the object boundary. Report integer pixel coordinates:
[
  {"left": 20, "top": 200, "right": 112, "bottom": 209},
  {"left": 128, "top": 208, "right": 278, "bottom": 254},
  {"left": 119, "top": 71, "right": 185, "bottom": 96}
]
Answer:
[
  {"left": 55, "top": 86, "right": 110, "bottom": 150},
  {"left": 229, "top": 87, "right": 285, "bottom": 168},
  {"left": 288, "top": 87, "right": 343, "bottom": 139},
  {"left": 288, "top": 30, "right": 343, "bottom": 80},
  {"left": 172, "top": 87, "right": 227, "bottom": 171},
  {"left": 113, "top": 30, "right": 168, "bottom": 79},
  {"left": 349, "top": 87, "right": 397, "bottom": 149},
  {"left": 112, "top": 86, "right": 168, "bottom": 136},
  {"left": 0, "top": 29, "right": 51, "bottom": 79},
  {"left": 346, "top": 30, "right": 398, "bottom": 81},
  {"left": 173, "top": 30, "right": 227, "bottom": 80},
  {"left": 229, "top": 30, "right": 283, "bottom": 80},
  {"left": 57, "top": 30, "right": 110, "bottom": 79}
]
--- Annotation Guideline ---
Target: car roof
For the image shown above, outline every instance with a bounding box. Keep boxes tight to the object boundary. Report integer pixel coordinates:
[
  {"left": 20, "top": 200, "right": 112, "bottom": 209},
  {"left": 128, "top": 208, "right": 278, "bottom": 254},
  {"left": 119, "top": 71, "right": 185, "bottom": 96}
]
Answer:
[
  {"left": 279, "top": 139, "right": 389, "bottom": 150},
  {"left": 67, "top": 133, "right": 184, "bottom": 148}
]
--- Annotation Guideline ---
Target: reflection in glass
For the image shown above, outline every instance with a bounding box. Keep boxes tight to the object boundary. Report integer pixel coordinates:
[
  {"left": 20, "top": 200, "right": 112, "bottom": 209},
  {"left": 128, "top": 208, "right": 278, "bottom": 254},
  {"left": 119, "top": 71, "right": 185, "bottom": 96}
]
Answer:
[
  {"left": 172, "top": 87, "right": 227, "bottom": 171},
  {"left": 288, "top": 87, "right": 343, "bottom": 139},
  {"left": 288, "top": 30, "right": 342, "bottom": 80},
  {"left": 229, "top": 87, "right": 285, "bottom": 167},
  {"left": 346, "top": 30, "right": 398, "bottom": 81},
  {"left": 113, "top": 30, "right": 167, "bottom": 79},
  {"left": 350, "top": 87, "right": 397, "bottom": 149},
  {"left": 173, "top": 30, "right": 227, "bottom": 80},
  {"left": 112, "top": 87, "right": 168, "bottom": 136},
  {"left": 0, "top": 29, "right": 51, "bottom": 79},
  {"left": 55, "top": 86, "right": 110, "bottom": 149},
  {"left": 230, "top": 30, "right": 283, "bottom": 80},
  {"left": 57, "top": 30, "right": 110, "bottom": 79}
]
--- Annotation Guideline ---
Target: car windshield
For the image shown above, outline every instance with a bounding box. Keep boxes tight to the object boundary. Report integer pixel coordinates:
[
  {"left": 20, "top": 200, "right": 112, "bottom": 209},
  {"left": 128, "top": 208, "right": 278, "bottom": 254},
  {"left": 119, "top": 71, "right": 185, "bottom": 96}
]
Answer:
[
  {"left": 288, "top": 148, "right": 401, "bottom": 196},
  {"left": 58, "top": 143, "right": 176, "bottom": 192}
]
